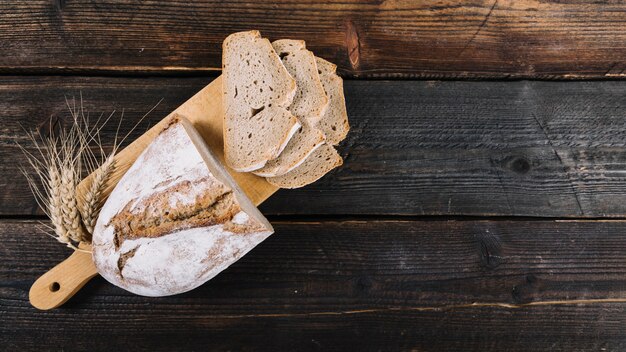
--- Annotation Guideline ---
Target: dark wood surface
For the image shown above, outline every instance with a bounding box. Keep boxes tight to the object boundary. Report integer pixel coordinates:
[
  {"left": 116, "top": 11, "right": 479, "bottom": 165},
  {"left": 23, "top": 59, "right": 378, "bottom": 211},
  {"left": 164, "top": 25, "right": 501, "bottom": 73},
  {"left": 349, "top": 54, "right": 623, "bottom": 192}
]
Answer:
[
  {"left": 2, "top": 1, "right": 626, "bottom": 351},
  {"left": 2, "top": 220, "right": 626, "bottom": 351},
  {"left": 3, "top": 76, "right": 626, "bottom": 217},
  {"left": 1, "top": 1, "right": 626, "bottom": 78}
]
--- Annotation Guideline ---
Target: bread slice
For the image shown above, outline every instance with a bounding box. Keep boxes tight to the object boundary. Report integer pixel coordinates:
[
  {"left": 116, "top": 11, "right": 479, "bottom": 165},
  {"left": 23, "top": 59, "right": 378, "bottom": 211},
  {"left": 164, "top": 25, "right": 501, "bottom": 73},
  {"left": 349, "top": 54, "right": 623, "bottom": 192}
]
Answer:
[
  {"left": 315, "top": 57, "right": 350, "bottom": 145},
  {"left": 93, "top": 115, "right": 274, "bottom": 297},
  {"left": 252, "top": 40, "right": 328, "bottom": 177},
  {"left": 223, "top": 31, "right": 297, "bottom": 109},
  {"left": 266, "top": 143, "right": 343, "bottom": 189},
  {"left": 224, "top": 104, "right": 300, "bottom": 172},
  {"left": 252, "top": 125, "right": 325, "bottom": 177},
  {"left": 272, "top": 39, "right": 328, "bottom": 123},
  {"left": 222, "top": 31, "right": 300, "bottom": 172}
]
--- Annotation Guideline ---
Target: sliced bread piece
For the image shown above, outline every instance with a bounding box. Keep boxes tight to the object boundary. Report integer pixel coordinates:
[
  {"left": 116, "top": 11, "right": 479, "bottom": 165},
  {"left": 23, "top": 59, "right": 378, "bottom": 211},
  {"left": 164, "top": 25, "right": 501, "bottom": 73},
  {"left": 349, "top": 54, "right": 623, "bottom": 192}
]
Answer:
[
  {"left": 252, "top": 40, "right": 328, "bottom": 177},
  {"left": 315, "top": 57, "right": 350, "bottom": 145},
  {"left": 266, "top": 143, "right": 343, "bottom": 189},
  {"left": 92, "top": 115, "right": 274, "bottom": 297},
  {"left": 224, "top": 104, "right": 300, "bottom": 172},
  {"left": 222, "top": 31, "right": 300, "bottom": 172},
  {"left": 222, "top": 31, "right": 297, "bottom": 109},
  {"left": 272, "top": 39, "right": 328, "bottom": 123},
  {"left": 252, "top": 125, "right": 324, "bottom": 177}
]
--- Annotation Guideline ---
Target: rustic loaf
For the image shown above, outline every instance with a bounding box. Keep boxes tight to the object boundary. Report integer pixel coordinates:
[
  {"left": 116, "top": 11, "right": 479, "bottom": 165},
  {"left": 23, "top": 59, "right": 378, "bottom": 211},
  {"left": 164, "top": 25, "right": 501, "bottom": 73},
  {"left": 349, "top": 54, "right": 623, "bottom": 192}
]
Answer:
[
  {"left": 92, "top": 115, "right": 274, "bottom": 297},
  {"left": 222, "top": 31, "right": 300, "bottom": 172},
  {"left": 252, "top": 40, "right": 328, "bottom": 177}
]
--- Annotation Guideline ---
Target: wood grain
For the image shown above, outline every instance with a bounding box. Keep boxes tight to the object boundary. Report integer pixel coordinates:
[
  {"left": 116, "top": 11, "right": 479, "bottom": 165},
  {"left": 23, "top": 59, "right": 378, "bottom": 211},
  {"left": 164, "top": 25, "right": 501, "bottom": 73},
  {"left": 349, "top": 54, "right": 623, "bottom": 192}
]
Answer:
[
  {"left": 3, "top": 76, "right": 626, "bottom": 217},
  {"left": 2, "top": 219, "right": 626, "bottom": 350},
  {"left": 1, "top": 1, "right": 626, "bottom": 78}
]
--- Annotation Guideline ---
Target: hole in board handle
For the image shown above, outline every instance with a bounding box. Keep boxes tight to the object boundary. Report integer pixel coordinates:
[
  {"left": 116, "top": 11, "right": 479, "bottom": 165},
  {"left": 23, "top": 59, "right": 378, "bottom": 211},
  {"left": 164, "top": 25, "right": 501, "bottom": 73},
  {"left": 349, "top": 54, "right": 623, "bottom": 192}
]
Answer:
[{"left": 49, "top": 282, "right": 60, "bottom": 292}]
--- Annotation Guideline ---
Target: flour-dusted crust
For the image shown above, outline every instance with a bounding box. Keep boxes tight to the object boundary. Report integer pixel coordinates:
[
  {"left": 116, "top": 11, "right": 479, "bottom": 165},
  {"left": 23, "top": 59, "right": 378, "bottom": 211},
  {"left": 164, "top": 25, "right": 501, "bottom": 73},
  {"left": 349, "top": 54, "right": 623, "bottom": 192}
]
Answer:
[{"left": 92, "top": 115, "right": 273, "bottom": 297}]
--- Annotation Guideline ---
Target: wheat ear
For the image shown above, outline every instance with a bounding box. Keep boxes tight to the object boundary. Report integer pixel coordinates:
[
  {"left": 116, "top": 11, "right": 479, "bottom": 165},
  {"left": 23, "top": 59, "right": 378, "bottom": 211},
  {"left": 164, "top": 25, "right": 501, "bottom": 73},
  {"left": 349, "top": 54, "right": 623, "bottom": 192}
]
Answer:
[
  {"left": 19, "top": 120, "right": 87, "bottom": 249},
  {"left": 80, "top": 153, "right": 115, "bottom": 235},
  {"left": 46, "top": 152, "right": 71, "bottom": 244},
  {"left": 19, "top": 96, "right": 159, "bottom": 249}
]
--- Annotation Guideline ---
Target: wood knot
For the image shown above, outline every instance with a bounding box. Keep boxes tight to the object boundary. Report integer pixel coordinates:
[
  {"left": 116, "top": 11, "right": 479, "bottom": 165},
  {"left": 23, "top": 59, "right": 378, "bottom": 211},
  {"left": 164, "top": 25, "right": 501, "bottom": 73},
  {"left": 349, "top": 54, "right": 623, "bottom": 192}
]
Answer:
[
  {"left": 512, "top": 274, "right": 539, "bottom": 304},
  {"left": 475, "top": 231, "right": 503, "bottom": 270},
  {"left": 54, "top": 0, "right": 66, "bottom": 11},
  {"left": 356, "top": 275, "right": 373, "bottom": 293},
  {"left": 501, "top": 155, "right": 532, "bottom": 175},
  {"left": 37, "top": 115, "right": 62, "bottom": 138},
  {"left": 509, "top": 157, "right": 531, "bottom": 174},
  {"left": 345, "top": 20, "right": 361, "bottom": 71}
]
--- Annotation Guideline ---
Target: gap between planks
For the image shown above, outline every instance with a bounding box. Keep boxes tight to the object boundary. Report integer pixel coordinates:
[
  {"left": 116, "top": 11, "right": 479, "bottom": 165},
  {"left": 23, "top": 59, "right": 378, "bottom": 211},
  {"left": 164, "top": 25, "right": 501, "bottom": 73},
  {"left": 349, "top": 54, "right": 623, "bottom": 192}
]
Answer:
[
  {"left": 140, "top": 298, "right": 626, "bottom": 320},
  {"left": 1, "top": 68, "right": 626, "bottom": 81},
  {"left": 7, "top": 215, "right": 626, "bottom": 222}
]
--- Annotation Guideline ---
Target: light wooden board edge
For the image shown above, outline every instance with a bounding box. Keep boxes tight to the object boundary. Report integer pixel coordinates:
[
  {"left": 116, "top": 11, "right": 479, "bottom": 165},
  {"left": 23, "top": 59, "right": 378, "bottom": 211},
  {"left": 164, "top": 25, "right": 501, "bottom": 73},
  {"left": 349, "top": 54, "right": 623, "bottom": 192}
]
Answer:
[{"left": 30, "top": 76, "right": 278, "bottom": 310}]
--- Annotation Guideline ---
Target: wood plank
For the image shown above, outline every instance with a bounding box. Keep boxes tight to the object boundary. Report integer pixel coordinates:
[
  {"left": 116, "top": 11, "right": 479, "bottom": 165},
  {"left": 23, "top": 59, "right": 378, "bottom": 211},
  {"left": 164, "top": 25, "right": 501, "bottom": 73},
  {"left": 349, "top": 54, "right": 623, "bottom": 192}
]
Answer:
[
  {"left": 1, "top": 1, "right": 626, "bottom": 78},
  {"left": 3, "top": 76, "right": 626, "bottom": 217},
  {"left": 2, "top": 219, "right": 626, "bottom": 350}
]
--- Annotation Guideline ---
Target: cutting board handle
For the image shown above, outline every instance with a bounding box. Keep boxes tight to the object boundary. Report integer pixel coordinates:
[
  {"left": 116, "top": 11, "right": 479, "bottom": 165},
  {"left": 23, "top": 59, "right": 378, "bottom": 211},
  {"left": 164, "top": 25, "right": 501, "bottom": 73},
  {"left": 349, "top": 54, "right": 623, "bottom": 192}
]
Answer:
[{"left": 29, "top": 244, "right": 98, "bottom": 310}]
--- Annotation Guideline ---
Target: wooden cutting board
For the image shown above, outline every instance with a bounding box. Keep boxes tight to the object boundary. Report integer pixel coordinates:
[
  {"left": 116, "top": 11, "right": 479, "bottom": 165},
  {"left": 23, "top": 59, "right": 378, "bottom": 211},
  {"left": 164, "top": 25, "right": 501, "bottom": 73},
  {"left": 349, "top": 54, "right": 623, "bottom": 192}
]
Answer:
[{"left": 29, "top": 76, "right": 278, "bottom": 310}]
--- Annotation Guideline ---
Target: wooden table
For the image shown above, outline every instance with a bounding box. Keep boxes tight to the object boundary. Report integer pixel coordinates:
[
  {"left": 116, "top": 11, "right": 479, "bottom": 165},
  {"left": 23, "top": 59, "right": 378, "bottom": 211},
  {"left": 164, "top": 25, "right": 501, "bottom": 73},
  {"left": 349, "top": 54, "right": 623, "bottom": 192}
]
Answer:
[{"left": 2, "top": 1, "right": 626, "bottom": 350}]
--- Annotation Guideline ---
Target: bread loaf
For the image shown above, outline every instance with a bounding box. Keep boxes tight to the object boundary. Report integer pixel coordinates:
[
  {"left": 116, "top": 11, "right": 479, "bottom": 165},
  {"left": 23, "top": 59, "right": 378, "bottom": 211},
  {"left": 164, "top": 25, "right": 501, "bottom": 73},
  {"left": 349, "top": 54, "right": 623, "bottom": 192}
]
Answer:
[
  {"left": 222, "top": 31, "right": 300, "bottom": 172},
  {"left": 92, "top": 115, "right": 274, "bottom": 297}
]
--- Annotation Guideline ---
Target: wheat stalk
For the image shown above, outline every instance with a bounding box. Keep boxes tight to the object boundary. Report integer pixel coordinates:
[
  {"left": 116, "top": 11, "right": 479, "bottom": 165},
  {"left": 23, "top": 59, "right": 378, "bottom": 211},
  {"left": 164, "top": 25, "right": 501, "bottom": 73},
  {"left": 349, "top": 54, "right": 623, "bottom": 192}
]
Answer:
[
  {"left": 18, "top": 98, "right": 115, "bottom": 248},
  {"left": 80, "top": 153, "right": 115, "bottom": 235},
  {"left": 18, "top": 96, "right": 160, "bottom": 249},
  {"left": 19, "top": 113, "right": 88, "bottom": 249}
]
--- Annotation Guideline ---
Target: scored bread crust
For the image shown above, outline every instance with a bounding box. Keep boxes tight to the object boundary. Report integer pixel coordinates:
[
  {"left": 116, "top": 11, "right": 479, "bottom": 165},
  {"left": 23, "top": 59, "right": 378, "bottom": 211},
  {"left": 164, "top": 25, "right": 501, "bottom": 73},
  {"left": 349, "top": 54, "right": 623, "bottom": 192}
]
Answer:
[
  {"left": 222, "top": 31, "right": 300, "bottom": 172},
  {"left": 252, "top": 39, "right": 329, "bottom": 177},
  {"left": 92, "top": 115, "right": 274, "bottom": 297},
  {"left": 266, "top": 143, "right": 343, "bottom": 189},
  {"left": 315, "top": 57, "right": 350, "bottom": 145}
]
